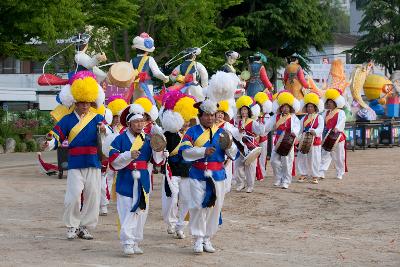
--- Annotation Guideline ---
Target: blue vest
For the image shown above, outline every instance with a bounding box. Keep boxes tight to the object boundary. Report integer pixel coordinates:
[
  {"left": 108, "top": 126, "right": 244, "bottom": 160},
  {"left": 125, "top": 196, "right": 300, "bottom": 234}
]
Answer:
[
  {"left": 131, "top": 56, "right": 153, "bottom": 77},
  {"left": 109, "top": 132, "right": 152, "bottom": 198},
  {"left": 51, "top": 112, "right": 104, "bottom": 170},
  {"left": 179, "top": 125, "right": 227, "bottom": 181}
]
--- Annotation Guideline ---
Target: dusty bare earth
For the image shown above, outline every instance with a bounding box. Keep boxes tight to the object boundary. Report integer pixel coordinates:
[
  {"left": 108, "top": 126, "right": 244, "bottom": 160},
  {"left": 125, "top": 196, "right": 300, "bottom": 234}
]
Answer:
[{"left": 0, "top": 149, "right": 399, "bottom": 267}]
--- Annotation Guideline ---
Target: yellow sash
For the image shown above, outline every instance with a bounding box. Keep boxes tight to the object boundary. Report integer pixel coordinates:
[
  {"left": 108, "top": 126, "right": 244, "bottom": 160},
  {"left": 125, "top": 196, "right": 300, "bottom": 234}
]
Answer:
[
  {"left": 69, "top": 111, "right": 97, "bottom": 144},
  {"left": 325, "top": 109, "right": 339, "bottom": 124},
  {"left": 194, "top": 125, "right": 219, "bottom": 147},
  {"left": 275, "top": 114, "right": 290, "bottom": 129},
  {"left": 304, "top": 114, "right": 316, "bottom": 127},
  {"left": 134, "top": 56, "right": 149, "bottom": 83},
  {"left": 170, "top": 133, "right": 184, "bottom": 157},
  {"left": 130, "top": 133, "right": 145, "bottom": 151},
  {"left": 184, "top": 61, "right": 196, "bottom": 76}
]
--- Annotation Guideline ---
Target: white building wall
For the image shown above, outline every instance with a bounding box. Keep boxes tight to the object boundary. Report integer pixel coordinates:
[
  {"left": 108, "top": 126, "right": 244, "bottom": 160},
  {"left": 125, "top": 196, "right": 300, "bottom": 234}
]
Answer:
[{"left": 350, "top": 0, "right": 364, "bottom": 35}]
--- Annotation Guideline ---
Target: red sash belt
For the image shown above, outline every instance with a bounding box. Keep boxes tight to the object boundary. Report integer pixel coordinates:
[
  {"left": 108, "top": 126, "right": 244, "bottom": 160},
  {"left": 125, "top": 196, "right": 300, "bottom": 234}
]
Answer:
[
  {"left": 69, "top": 146, "right": 97, "bottom": 156},
  {"left": 193, "top": 162, "right": 223, "bottom": 171},
  {"left": 313, "top": 137, "right": 322, "bottom": 146},
  {"left": 127, "top": 161, "right": 148, "bottom": 170}
]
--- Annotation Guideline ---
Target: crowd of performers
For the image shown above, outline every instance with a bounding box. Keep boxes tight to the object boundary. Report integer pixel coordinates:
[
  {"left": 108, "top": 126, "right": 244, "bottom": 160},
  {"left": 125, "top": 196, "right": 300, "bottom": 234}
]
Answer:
[{"left": 40, "top": 32, "right": 349, "bottom": 256}]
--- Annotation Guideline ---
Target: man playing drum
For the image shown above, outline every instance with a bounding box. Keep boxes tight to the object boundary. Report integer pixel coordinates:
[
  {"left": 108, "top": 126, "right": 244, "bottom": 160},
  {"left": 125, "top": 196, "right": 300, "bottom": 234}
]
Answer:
[
  {"left": 254, "top": 92, "right": 273, "bottom": 180},
  {"left": 319, "top": 88, "right": 347, "bottom": 180},
  {"left": 296, "top": 93, "right": 324, "bottom": 184},
  {"left": 264, "top": 91, "right": 301, "bottom": 189}
]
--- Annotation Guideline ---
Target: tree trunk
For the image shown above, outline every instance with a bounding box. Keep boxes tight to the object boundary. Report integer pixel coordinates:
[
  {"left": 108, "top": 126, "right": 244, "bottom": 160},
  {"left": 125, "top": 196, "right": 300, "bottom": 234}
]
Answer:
[
  {"left": 123, "top": 29, "right": 130, "bottom": 61},
  {"left": 112, "top": 35, "right": 120, "bottom": 62}
]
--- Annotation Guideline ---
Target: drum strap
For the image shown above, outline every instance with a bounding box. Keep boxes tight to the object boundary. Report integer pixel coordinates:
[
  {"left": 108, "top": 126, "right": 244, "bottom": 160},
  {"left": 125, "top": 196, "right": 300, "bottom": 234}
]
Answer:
[
  {"left": 275, "top": 114, "right": 290, "bottom": 130},
  {"left": 325, "top": 109, "right": 339, "bottom": 124},
  {"left": 304, "top": 114, "right": 317, "bottom": 129},
  {"left": 170, "top": 134, "right": 184, "bottom": 157}
]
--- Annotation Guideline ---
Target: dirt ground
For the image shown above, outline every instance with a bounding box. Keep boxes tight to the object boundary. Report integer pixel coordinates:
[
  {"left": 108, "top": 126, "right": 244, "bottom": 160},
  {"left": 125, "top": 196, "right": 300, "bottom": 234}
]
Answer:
[{"left": 0, "top": 148, "right": 399, "bottom": 267}]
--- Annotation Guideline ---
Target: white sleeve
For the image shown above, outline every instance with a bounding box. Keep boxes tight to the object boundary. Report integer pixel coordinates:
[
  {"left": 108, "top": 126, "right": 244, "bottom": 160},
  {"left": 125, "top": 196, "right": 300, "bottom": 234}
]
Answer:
[
  {"left": 149, "top": 57, "right": 168, "bottom": 81},
  {"left": 315, "top": 115, "right": 324, "bottom": 136},
  {"left": 299, "top": 116, "right": 305, "bottom": 133},
  {"left": 224, "top": 123, "right": 241, "bottom": 141},
  {"left": 196, "top": 62, "right": 209, "bottom": 88},
  {"left": 45, "top": 138, "right": 56, "bottom": 151},
  {"left": 263, "top": 115, "right": 276, "bottom": 134},
  {"left": 336, "top": 110, "right": 346, "bottom": 132},
  {"left": 152, "top": 150, "right": 165, "bottom": 165},
  {"left": 110, "top": 151, "right": 132, "bottom": 170},
  {"left": 169, "top": 65, "right": 180, "bottom": 82},
  {"left": 182, "top": 147, "right": 206, "bottom": 161},
  {"left": 225, "top": 142, "right": 238, "bottom": 160},
  {"left": 291, "top": 115, "right": 301, "bottom": 137},
  {"left": 74, "top": 52, "right": 99, "bottom": 70},
  {"left": 251, "top": 120, "right": 265, "bottom": 136}
]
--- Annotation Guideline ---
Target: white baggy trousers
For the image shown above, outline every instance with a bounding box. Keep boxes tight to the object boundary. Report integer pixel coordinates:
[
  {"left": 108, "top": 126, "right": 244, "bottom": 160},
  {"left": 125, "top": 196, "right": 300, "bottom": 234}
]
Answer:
[
  {"left": 117, "top": 193, "right": 149, "bottom": 245},
  {"left": 63, "top": 168, "right": 101, "bottom": 229},
  {"left": 319, "top": 141, "right": 346, "bottom": 179},
  {"left": 161, "top": 176, "right": 191, "bottom": 231},
  {"left": 188, "top": 179, "right": 225, "bottom": 240},
  {"left": 235, "top": 155, "right": 257, "bottom": 189},
  {"left": 270, "top": 148, "right": 295, "bottom": 185},
  {"left": 297, "top": 145, "right": 322, "bottom": 178}
]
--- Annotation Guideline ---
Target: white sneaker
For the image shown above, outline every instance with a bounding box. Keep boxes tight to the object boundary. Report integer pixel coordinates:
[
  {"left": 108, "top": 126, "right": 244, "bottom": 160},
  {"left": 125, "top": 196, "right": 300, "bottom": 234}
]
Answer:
[
  {"left": 193, "top": 238, "right": 203, "bottom": 254},
  {"left": 99, "top": 206, "right": 108, "bottom": 216},
  {"left": 176, "top": 230, "right": 185, "bottom": 239},
  {"left": 167, "top": 225, "right": 175, "bottom": 234},
  {"left": 77, "top": 226, "right": 93, "bottom": 240},
  {"left": 281, "top": 183, "right": 289, "bottom": 189},
  {"left": 273, "top": 181, "right": 281, "bottom": 187},
  {"left": 66, "top": 227, "right": 77, "bottom": 240},
  {"left": 123, "top": 244, "right": 135, "bottom": 256},
  {"left": 246, "top": 187, "right": 253, "bottom": 193},
  {"left": 133, "top": 243, "right": 143, "bottom": 254},
  {"left": 203, "top": 239, "right": 216, "bottom": 253},
  {"left": 236, "top": 184, "right": 245, "bottom": 192},
  {"left": 336, "top": 176, "right": 343, "bottom": 180}
]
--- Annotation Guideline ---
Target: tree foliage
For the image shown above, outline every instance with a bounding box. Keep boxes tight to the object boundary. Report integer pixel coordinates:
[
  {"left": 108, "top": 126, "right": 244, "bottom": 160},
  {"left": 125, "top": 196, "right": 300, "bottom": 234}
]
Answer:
[
  {"left": 222, "top": 0, "right": 332, "bottom": 78},
  {"left": 351, "top": 0, "right": 400, "bottom": 74}
]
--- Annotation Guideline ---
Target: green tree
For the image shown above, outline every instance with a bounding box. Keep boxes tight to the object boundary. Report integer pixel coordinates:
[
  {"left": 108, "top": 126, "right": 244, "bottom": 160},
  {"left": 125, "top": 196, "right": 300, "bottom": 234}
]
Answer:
[
  {"left": 350, "top": 0, "right": 400, "bottom": 74},
  {"left": 0, "top": 0, "right": 84, "bottom": 59},
  {"left": 123, "top": 0, "right": 248, "bottom": 72},
  {"left": 321, "top": 0, "right": 350, "bottom": 33},
  {"left": 223, "top": 0, "right": 332, "bottom": 82}
]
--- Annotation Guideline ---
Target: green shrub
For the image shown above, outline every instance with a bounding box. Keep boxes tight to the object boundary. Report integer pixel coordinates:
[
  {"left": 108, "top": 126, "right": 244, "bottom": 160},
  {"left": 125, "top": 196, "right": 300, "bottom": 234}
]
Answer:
[{"left": 26, "top": 140, "right": 38, "bottom": 152}]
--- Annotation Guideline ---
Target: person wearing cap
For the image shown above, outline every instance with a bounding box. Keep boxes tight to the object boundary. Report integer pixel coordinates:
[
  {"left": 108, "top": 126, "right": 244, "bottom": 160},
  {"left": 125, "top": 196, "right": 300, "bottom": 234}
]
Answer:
[
  {"left": 221, "top": 51, "right": 240, "bottom": 74},
  {"left": 246, "top": 52, "right": 273, "bottom": 98},
  {"left": 234, "top": 95, "right": 265, "bottom": 193},
  {"left": 254, "top": 92, "right": 273, "bottom": 180},
  {"left": 283, "top": 53, "right": 309, "bottom": 100},
  {"left": 109, "top": 104, "right": 165, "bottom": 256},
  {"left": 159, "top": 93, "right": 198, "bottom": 239},
  {"left": 319, "top": 88, "right": 347, "bottom": 180},
  {"left": 296, "top": 93, "right": 324, "bottom": 184},
  {"left": 170, "top": 47, "right": 209, "bottom": 96},
  {"left": 130, "top": 32, "right": 169, "bottom": 100},
  {"left": 179, "top": 99, "right": 238, "bottom": 254},
  {"left": 72, "top": 33, "right": 107, "bottom": 74},
  {"left": 107, "top": 97, "right": 129, "bottom": 134},
  {"left": 42, "top": 71, "right": 111, "bottom": 240},
  {"left": 264, "top": 91, "right": 301, "bottom": 189}
]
